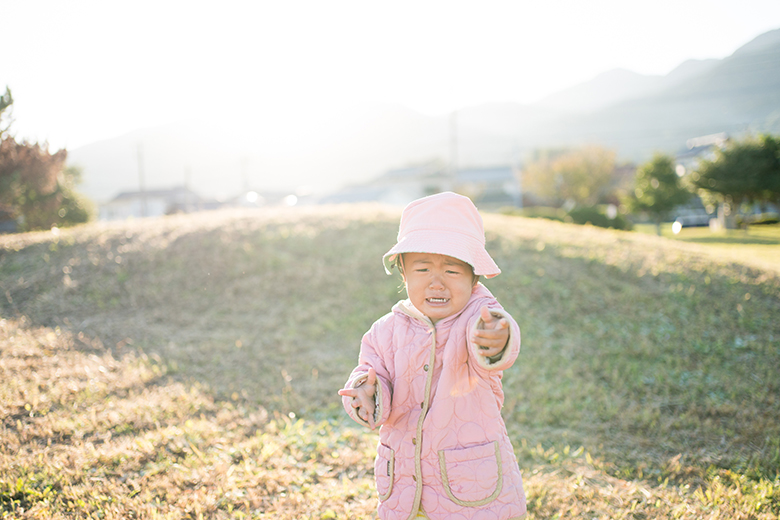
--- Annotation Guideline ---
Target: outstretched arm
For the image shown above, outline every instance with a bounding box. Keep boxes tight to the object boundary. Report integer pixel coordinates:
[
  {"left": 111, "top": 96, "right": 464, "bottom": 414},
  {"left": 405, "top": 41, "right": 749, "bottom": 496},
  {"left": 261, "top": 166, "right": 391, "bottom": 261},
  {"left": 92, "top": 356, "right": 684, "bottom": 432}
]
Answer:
[{"left": 340, "top": 319, "right": 394, "bottom": 428}]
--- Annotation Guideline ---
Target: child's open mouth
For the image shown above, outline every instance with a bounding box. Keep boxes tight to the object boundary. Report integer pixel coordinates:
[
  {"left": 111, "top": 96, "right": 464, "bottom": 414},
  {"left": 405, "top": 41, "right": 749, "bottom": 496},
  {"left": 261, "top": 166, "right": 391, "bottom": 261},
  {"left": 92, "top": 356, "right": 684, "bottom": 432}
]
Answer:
[{"left": 426, "top": 297, "right": 449, "bottom": 305}]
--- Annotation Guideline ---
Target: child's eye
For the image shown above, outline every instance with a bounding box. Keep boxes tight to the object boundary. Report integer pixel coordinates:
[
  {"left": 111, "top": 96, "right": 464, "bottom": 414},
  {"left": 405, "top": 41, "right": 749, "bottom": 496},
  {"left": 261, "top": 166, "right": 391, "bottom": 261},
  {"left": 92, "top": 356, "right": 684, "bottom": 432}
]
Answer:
[{"left": 446, "top": 270, "right": 462, "bottom": 275}]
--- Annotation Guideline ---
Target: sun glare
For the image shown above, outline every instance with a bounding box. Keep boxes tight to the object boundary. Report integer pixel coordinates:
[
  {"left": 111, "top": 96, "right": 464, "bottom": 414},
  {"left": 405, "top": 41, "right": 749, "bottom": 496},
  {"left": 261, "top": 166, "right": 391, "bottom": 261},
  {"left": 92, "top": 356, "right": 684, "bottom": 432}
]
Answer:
[{"left": 4, "top": 1, "right": 780, "bottom": 151}]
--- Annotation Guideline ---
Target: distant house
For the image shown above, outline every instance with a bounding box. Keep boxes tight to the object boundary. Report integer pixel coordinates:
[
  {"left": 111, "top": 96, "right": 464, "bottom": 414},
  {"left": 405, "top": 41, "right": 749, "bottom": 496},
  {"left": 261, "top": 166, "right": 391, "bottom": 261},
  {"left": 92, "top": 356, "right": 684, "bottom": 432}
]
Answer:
[
  {"left": 99, "top": 186, "right": 205, "bottom": 221},
  {"left": 322, "top": 162, "right": 522, "bottom": 209},
  {"left": 98, "top": 186, "right": 310, "bottom": 221},
  {"left": 321, "top": 163, "right": 447, "bottom": 206},
  {"left": 675, "top": 132, "right": 728, "bottom": 175},
  {"left": 455, "top": 166, "right": 522, "bottom": 208}
]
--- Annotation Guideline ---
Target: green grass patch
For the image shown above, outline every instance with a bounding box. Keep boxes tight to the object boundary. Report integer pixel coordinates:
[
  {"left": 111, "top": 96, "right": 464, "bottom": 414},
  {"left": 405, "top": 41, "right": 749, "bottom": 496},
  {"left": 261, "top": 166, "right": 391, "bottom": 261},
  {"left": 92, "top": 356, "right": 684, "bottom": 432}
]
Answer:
[
  {"left": 1, "top": 206, "right": 778, "bottom": 518},
  {"left": 634, "top": 223, "right": 780, "bottom": 273}
]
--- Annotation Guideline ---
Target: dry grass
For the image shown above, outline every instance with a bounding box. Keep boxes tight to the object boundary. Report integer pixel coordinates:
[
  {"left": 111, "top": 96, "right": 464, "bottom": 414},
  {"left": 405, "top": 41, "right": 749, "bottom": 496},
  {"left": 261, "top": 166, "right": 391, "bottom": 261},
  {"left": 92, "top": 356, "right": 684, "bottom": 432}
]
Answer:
[
  {"left": 0, "top": 317, "right": 377, "bottom": 519},
  {"left": 1, "top": 206, "right": 778, "bottom": 518}
]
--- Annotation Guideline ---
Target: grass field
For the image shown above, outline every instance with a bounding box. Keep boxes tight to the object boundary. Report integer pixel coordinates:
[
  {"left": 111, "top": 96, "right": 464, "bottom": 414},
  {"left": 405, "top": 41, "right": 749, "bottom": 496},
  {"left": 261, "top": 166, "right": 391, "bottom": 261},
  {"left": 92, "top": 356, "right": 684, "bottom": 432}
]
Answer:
[
  {"left": 633, "top": 223, "right": 780, "bottom": 274},
  {"left": 1, "top": 206, "right": 779, "bottom": 519}
]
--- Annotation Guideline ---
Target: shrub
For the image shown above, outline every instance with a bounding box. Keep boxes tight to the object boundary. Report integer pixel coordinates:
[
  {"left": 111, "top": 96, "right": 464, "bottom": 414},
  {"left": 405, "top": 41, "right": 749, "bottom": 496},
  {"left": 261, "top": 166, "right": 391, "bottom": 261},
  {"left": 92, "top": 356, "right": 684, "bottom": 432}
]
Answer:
[
  {"left": 567, "top": 205, "right": 633, "bottom": 230},
  {"left": 498, "top": 206, "right": 565, "bottom": 222}
]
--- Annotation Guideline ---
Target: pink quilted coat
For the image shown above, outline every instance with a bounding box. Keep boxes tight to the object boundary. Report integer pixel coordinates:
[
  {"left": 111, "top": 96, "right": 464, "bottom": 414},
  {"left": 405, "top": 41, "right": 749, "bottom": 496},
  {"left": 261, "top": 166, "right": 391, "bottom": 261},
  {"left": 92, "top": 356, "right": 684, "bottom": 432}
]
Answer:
[{"left": 342, "top": 283, "right": 526, "bottom": 519}]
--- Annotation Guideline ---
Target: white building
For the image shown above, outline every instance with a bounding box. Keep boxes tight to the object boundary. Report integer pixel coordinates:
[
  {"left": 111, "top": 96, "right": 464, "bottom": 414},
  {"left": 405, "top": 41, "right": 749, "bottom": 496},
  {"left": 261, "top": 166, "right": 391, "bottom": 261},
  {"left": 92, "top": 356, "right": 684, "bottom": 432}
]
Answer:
[
  {"left": 99, "top": 186, "right": 203, "bottom": 221},
  {"left": 322, "top": 163, "right": 522, "bottom": 209}
]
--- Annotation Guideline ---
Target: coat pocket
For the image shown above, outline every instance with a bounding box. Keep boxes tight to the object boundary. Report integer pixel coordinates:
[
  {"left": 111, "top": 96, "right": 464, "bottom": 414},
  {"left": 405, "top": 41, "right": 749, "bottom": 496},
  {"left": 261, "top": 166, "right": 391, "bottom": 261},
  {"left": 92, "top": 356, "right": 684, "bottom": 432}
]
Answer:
[
  {"left": 438, "top": 440, "right": 503, "bottom": 507},
  {"left": 375, "top": 443, "right": 395, "bottom": 501}
]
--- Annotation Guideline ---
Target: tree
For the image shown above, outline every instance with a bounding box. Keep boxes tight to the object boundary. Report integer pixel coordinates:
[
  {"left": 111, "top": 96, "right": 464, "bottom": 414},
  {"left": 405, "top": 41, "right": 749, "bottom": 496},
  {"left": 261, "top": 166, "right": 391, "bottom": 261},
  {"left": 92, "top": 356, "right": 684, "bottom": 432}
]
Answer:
[
  {"left": 0, "top": 86, "right": 93, "bottom": 231},
  {"left": 691, "top": 134, "right": 780, "bottom": 228},
  {"left": 0, "top": 87, "right": 12, "bottom": 138},
  {"left": 626, "top": 153, "right": 692, "bottom": 235},
  {"left": 57, "top": 166, "right": 94, "bottom": 227},
  {"left": 524, "top": 146, "right": 617, "bottom": 208}
]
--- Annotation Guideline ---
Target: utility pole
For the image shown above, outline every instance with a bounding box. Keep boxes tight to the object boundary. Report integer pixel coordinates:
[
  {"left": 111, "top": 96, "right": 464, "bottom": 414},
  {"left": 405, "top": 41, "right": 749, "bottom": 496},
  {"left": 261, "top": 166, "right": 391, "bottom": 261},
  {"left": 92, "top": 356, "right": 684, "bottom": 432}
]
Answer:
[
  {"left": 137, "top": 143, "right": 147, "bottom": 217},
  {"left": 241, "top": 156, "right": 249, "bottom": 193},
  {"left": 448, "top": 110, "right": 458, "bottom": 192},
  {"left": 512, "top": 145, "right": 523, "bottom": 209},
  {"left": 184, "top": 165, "right": 192, "bottom": 213}
]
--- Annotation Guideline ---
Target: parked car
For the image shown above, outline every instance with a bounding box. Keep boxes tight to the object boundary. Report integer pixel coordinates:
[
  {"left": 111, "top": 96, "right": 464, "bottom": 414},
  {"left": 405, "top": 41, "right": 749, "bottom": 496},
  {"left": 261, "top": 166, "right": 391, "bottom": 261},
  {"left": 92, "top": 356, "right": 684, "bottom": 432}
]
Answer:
[{"left": 674, "top": 214, "right": 711, "bottom": 228}]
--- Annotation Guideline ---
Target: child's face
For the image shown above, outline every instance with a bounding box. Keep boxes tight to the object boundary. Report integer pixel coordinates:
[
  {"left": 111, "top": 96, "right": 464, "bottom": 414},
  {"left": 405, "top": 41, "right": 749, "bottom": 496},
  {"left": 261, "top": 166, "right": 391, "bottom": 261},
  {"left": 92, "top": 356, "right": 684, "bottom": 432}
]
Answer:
[{"left": 401, "top": 252, "right": 477, "bottom": 324}]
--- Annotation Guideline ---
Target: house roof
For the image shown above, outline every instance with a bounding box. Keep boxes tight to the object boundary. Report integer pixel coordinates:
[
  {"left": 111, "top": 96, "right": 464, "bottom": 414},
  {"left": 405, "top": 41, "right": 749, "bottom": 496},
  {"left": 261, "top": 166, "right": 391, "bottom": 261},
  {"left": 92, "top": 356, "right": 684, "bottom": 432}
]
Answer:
[
  {"left": 109, "top": 186, "right": 200, "bottom": 202},
  {"left": 676, "top": 132, "right": 729, "bottom": 162},
  {"left": 685, "top": 132, "right": 728, "bottom": 150},
  {"left": 378, "top": 164, "right": 445, "bottom": 181},
  {"left": 456, "top": 166, "right": 516, "bottom": 184}
]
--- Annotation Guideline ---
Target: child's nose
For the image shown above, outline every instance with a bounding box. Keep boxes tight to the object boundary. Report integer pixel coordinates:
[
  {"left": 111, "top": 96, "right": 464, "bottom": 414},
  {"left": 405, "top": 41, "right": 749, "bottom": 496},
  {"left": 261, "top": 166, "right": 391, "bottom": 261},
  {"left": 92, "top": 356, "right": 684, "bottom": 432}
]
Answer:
[{"left": 429, "top": 274, "right": 444, "bottom": 288}]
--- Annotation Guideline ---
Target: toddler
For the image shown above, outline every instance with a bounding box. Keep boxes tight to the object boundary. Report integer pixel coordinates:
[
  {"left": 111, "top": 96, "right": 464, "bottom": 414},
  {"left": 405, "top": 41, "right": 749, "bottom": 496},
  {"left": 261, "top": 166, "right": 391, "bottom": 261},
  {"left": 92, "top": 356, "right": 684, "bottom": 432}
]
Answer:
[{"left": 339, "top": 192, "right": 526, "bottom": 519}]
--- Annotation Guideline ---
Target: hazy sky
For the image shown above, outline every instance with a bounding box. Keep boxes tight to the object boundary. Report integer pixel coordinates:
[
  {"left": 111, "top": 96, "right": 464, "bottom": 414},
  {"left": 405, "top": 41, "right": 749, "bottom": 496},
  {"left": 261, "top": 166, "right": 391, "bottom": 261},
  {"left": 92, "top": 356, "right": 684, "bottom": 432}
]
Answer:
[{"left": 3, "top": 0, "right": 780, "bottom": 151}]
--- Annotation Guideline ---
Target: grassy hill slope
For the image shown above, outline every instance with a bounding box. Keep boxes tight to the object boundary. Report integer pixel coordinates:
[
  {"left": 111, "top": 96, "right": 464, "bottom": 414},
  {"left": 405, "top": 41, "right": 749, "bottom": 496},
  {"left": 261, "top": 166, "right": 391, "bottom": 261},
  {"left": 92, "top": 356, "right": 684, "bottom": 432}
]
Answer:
[{"left": 1, "top": 207, "right": 779, "bottom": 518}]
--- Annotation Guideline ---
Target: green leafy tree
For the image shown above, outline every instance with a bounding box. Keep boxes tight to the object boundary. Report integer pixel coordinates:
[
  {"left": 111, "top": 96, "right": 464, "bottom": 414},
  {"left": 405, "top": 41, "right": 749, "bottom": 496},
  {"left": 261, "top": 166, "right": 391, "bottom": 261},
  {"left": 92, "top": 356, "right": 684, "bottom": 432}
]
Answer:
[
  {"left": 57, "top": 166, "right": 95, "bottom": 227},
  {"left": 524, "top": 146, "right": 617, "bottom": 208},
  {"left": 692, "top": 134, "right": 780, "bottom": 228},
  {"left": 0, "top": 87, "right": 12, "bottom": 137},
  {"left": 627, "top": 153, "right": 692, "bottom": 235}
]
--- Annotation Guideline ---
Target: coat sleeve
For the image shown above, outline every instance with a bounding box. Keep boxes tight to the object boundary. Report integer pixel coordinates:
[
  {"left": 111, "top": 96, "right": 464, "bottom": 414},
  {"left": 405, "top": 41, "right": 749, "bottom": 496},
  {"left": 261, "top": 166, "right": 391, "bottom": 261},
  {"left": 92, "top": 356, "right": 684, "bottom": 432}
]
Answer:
[
  {"left": 467, "top": 303, "right": 521, "bottom": 372},
  {"left": 341, "top": 319, "right": 394, "bottom": 429}
]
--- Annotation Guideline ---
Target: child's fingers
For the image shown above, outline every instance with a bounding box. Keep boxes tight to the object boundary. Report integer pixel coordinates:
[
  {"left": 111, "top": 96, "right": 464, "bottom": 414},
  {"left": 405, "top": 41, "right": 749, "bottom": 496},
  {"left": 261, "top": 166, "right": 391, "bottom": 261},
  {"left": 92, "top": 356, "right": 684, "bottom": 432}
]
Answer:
[
  {"left": 475, "top": 337, "right": 504, "bottom": 349},
  {"left": 479, "top": 306, "right": 494, "bottom": 326},
  {"left": 473, "top": 323, "right": 509, "bottom": 353},
  {"left": 354, "top": 400, "right": 375, "bottom": 429},
  {"left": 366, "top": 367, "right": 377, "bottom": 387},
  {"left": 485, "top": 318, "right": 508, "bottom": 331},
  {"left": 475, "top": 324, "right": 508, "bottom": 341},
  {"left": 362, "top": 372, "right": 377, "bottom": 429},
  {"left": 478, "top": 307, "right": 507, "bottom": 331},
  {"left": 341, "top": 370, "right": 378, "bottom": 428},
  {"left": 473, "top": 327, "right": 508, "bottom": 343},
  {"left": 339, "top": 369, "right": 377, "bottom": 399},
  {"left": 474, "top": 324, "right": 508, "bottom": 339},
  {"left": 477, "top": 345, "right": 503, "bottom": 357},
  {"left": 475, "top": 341, "right": 505, "bottom": 353}
]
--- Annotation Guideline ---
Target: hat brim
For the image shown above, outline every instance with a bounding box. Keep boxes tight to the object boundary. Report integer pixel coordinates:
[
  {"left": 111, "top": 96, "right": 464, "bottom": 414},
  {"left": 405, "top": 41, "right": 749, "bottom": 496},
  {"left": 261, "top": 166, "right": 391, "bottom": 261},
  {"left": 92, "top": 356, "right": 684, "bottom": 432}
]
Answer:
[{"left": 382, "top": 230, "right": 500, "bottom": 278}]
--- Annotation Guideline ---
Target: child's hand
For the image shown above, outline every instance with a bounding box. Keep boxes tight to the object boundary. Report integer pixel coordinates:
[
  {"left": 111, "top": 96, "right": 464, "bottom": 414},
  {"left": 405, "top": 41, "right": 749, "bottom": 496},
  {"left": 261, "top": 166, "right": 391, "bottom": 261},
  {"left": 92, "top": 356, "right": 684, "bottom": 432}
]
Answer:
[
  {"left": 473, "top": 306, "right": 509, "bottom": 358},
  {"left": 338, "top": 367, "right": 377, "bottom": 429}
]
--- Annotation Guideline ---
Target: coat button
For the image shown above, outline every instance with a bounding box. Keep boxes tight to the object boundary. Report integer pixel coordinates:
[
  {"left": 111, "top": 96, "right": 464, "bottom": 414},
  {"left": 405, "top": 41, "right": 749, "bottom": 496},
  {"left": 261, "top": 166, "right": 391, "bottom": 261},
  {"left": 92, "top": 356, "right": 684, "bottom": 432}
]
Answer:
[
  {"left": 412, "top": 437, "right": 417, "bottom": 445},
  {"left": 421, "top": 402, "right": 424, "bottom": 409},
  {"left": 424, "top": 364, "right": 429, "bottom": 371},
  {"left": 413, "top": 474, "right": 417, "bottom": 482}
]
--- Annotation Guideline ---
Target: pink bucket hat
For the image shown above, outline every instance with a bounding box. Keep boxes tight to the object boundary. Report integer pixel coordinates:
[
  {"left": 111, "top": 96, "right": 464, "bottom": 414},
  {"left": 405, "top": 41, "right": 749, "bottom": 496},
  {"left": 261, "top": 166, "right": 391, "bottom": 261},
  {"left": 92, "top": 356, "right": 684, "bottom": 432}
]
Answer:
[{"left": 383, "top": 191, "right": 501, "bottom": 278}]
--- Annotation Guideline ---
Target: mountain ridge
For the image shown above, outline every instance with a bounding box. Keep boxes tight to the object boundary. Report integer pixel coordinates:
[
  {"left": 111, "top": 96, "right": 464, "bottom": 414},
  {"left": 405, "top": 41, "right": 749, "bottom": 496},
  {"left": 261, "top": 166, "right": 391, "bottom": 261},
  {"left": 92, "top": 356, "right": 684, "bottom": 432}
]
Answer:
[{"left": 68, "top": 28, "right": 780, "bottom": 203}]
